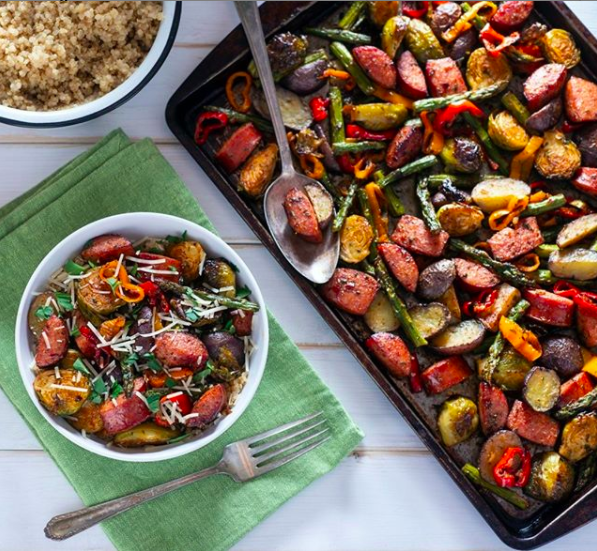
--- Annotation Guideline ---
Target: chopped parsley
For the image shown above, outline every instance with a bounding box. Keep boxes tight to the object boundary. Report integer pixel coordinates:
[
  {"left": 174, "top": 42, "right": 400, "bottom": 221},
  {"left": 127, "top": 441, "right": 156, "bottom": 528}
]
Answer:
[
  {"left": 166, "top": 230, "right": 188, "bottom": 244},
  {"left": 64, "top": 260, "right": 86, "bottom": 276},
  {"left": 106, "top": 277, "right": 119, "bottom": 292},
  {"left": 35, "top": 305, "right": 54, "bottom": 320},
  {"left": 184, "top": 308, "right": 200, "bottom": 323},
  {"left": 92, "top": 377, "right": 107, "bottom": 395},
  {"left": 123, "top": 352, "right": 139, "bottom": 366},
  {"left": 72, "top": 358, "right": 90, "bottom": 375},
  {"left": 145, "top": 393, "right": 161, "bottom": 413},
  {"left": 142, "top": 352, "right": 162, "bottom": 372},
  {"left": 88, "top": 260, "right": 97, "bottom": 268},
  {"left": 235, "top": 286, "right": 251, "bottom": 299},
  {"left": 55, "top": 292, "right": 74, "bottom": 312},
  {"left": 90, "top": 393, "right": 102, "bottom": 404},
  {"left": 70, "top": 324, "right": 81, "bottom": 338},
  {"left": 193, "top": 361, "right": 214, "bottom": 384},
  {"left": 129, "top": 263, "right": 138, "bottom": 277},
  {"left": 166, "top": 378, "right": 177, "bottom": 389},
  {"left": 228, "top": 261, "right": 240, "bottom": 273},
  {"left": 168, "top": 265, "right": 178, "bottom": 272},
  {"left": 111, "top": 382, "right": 123, "bottom": 399},
  {"left": 224, "top": 319, "right": 236, "bottom": 335}
]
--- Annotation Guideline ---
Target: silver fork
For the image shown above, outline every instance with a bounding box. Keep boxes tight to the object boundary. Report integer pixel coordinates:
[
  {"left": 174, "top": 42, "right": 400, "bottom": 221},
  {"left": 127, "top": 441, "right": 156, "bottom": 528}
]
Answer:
[{"left": 45, "top": 412, "right": 329, "bottom": 541}]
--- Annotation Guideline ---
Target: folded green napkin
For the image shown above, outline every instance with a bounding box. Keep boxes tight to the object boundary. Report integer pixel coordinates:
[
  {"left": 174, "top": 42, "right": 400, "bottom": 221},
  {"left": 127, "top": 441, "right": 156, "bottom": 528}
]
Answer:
[{"left": 0, "top": 129, "right": 363, "bottom": 551}]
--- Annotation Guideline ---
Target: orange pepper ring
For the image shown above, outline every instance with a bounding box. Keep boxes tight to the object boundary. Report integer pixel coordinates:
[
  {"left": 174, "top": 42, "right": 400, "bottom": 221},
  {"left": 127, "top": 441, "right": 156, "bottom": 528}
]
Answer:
[
  {"left": 300, "top": 154, "right": 325, "bottom": 179},
  {"left": 115, "top": 282, "right": 145, "bottom": 303},
  {"left": 515, "top": 253, "right": 540, "bottom": 273},
  {"left": 365, "top": 182, "right": 388, "bottom": 242},
  {"left": 99, "top": 260, "right": 129, "bottom": 285},
  {"left": 225, "top": 71, "right": 252, "bottom": 113}
]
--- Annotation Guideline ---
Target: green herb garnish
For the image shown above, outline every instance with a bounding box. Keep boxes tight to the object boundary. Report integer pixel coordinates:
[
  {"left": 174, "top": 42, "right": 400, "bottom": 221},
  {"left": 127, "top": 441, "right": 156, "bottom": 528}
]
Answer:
[
  {"left": 165, "top": 230, "right": 188, "bottom": 244},
  {"left": 142, "top": 352, "right": 162, "bottom": 372},
  {"left": 166, "top": 378, "right": 177, "bottom": 389},
  {"left": 167, "top": 433, "right": 191, "bottom": 445},
  {"left": 35, "top": 305, "right": 54, "bottom": 320},
  {"left": 235, "top": 286, "right": 251, "bottom": 299},
  {"left": 193, "top": 361, "right": 214, "bottom": 384},
  {"left": 70, "top": 325, "right": 81, "bottom": 338},
  {"left": 111, "top": 382, "right": 123, "bottom": 399},
  {"left": 146, "top": 393, "right": 161, "bottom": 413},
  {"left": 123, "top": 352, "right": 139, "bottom": 366},
  {"left": 90, "top": 392, "right": 102, "bottom": 404},
  {"left": 106, "top": 277, "right": 119, "bottom": 292},
  {"left": 55, "top": 292, "right": 74, "bottom": 311},
  {"left": 224, "top": 319, "right": 236, "bottom": 334},
  {"left": 64, "top": 260, "right": 86, "bottom": 276},
  {"left": 184, "top": 308, "right": 200, "bottom": 323},
  {"left": 72, "top": 358, "right": 90, "bottom": 375},
  {"left": 129, "top": 263, "right": 138, "bottom": 277},
  {"left": 92, "top": 377, "right": 107, "bottom": 395}
]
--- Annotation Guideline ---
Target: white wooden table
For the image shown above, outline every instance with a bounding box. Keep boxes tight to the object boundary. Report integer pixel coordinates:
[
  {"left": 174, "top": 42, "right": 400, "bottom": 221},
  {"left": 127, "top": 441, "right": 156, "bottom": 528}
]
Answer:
[{"left": 1, "top": 2, "right": 596, "bottom": 550}]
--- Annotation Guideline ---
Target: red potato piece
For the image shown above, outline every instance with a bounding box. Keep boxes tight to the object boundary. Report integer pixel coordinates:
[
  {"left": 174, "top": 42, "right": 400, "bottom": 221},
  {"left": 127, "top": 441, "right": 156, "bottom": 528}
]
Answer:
[
  {"left": 523, "top": 64, "right": 568, "bottom": 112},
  {"left": 572, "top": 167, "right": 597, "bottom": 197},
  {"left": 507, "top": 400, "right": 560, "bottom": 447},
  {"left": 478, "top": 382, "right": 509, "bottom": 436},
  {"left": 353, "top": 45, "right": 397, "bottom": 90},
  {"left": 396, "top": 50, "right": 428, "bottom": 100},
  {"left": 81, "top": 234, "right": 134, "bottom": 264},
  {"left": 366, "top": 332, "right": 412, "bottom": 379},
  {"left": 391, "top": 215, "right": 449, "bottom": 257},
  {"left": 215, "top": 123, "right": 262, "bottom": 173},
  {"left": 283, "top": 187, "right": 323, "bottom": 244},
  {"left": 35, "top": 315, "right": 69, "bottom": 368},
  {"left": 565, "top": 76, "right": 597, "bottom": 124},
  {"left": 477, "top": 283, "right": 521, "bottom": 332},
  {"left": 454, "top": 257, "right": 500, "bottom": 292},
  {"left": 523, "top": 289, "right": 574, "bottom": 327},
  {"left": 377, "top": 243, "right": 419, "bottom": 293},
  {"left": 232, "top": 310, "right": 254, "bottom": 337},
  {"left": 385, "top": 125, "right": 424, "bottom": 170},
  {"left": 154, "top": 332, "right": 208, "bottom": 370},
  {"left": 100, "top": 378, "right": 151, "bottom": 435},
  {"left": 421, "top": 356, "right": 472, "bottom": 395},
  {"left": 425, "top": 57, "right": 467, "bottom": 98},
  {"left": 135, "top": 253, "right": 181, "bottom": 283},
  {"left": 487, "top": 217, "right": 543, "bottom": 262},
  {"left": 186, "top": 384, "right": 228, "bottom": 429},
  {"left": 558, "top": 372, "right": 595, "bottom": 408},
  {"left": 490, "top": 1, "right": 534, "bottom": 34},
  {"left": 321, "top": 268, "right": 379, "bottom": 316}
]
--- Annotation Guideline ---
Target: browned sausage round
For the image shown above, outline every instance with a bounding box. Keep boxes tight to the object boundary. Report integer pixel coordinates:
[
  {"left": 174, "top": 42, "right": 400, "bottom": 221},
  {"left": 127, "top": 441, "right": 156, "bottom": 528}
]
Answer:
[
  {"left": 215, "top": 123, "right": 262, "bottom": 173},
  {"left": 506, "top": 400, "right": 560, "bottom": 447},
  {"left": 35, "top": 315, "right": 69, "bottom": 368},
  {"left": 385, "top": 125, "right": 424, "bottom": 169},
  {"left": 478, "top": 382, "right": 509, "bottom": 436},
  {"left": 283, "top": 187, "right": 323, "bottom": 244},
  {"left": 100, "top": 378, "right": 151, "bottom": 435},
  {"left": 487, "top": 217, "right": 544, "bottom": 262},
  {"left": 186, "top": 384, "right": 227, "bottom": 428},
  {"left": 232, "top": 310, "right": 254, "bottom": 337},
  {"left": 154, "top": 332, "right": 208, "bottom": 370},
  {"left": 573, "top": 167, "right": 597, "bottom": 197},
  {"left": 366, "top": 332, "right": 412, "bottom": 379},
  {"left": 428, "top": 1, "right": 461, "bottom": 35},
  {"left": 523, "top": 63, "right": 567, "bottom": 112},
  {"left": 565, "top": 76, "right": 597, "bottom": 124},
  {"left": 321, "top": 268, "right": 379, "bottom": 316},
  {"left": 426, "top": 57, "right": 467, "bottom": 97},
  {"left": 396, "top": 51, "right": 428, "bottom": 100},
  {"left": 525, "top": 97, "right": 562, "bottom": 133},
  {"left": 491, "top": 1, "right": 534, "bottom": 34},
  {"left": 353, "top": 45, "right": 397, "bottom": 90},
  {"left": 81, "top": 234, "right": 135, "bottom": 264},
  {"left": 453, "top": 258, "right": 500, "bottom": 291},
  {"left": 391, "top": 215, "right": 449, "bottom": 257},
  {"left": 378, "top": 242, "right": 419, "bottom": 293}
]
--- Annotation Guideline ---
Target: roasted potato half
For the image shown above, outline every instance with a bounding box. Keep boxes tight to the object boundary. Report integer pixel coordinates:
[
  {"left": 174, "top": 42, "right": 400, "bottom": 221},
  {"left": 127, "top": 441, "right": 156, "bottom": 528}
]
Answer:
[
  {"left": 408, "top": 303, "right": 451, "bottom": 340},
  {"left": 431, "top": 320, "right": 486, "bottom": 355},
  {"left": 438, "top": 396, "right": 479, "bottom": 447},
  {"left": 559, "top": 414, "right": 597, "bottom": 463},
  {"left": 525, "top": 452, "right": 575, "bottom": 503},
  {"left": 113, "top": 422, "right": 182, "bottom": 448},
  {"left": 437, "top": 203, "right": 484, "bottom": 237},
  {"left": 166, "top": 240, "right": 206, "bottom": 283},
  {"left": 364, "top": 291, "right": 401, "bottom": 333},
  {"left": 548, "top": 248, "right": 597, "bottom": 281},
  {"left": 68, "top": 401, "right": 104, "bottom": 434},
  {"left": 471, "top": 179, "right": 530, "bottom": 213},
  {"left": 478, "top": 430, "right": 522, "bottom": 483},
  {"left": 33, "top": 369, "right": 91, "bottom": 416}
]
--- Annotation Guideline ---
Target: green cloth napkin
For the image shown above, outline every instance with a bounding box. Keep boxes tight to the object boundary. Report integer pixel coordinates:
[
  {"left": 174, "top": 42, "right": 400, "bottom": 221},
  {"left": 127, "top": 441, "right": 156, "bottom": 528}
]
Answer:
[{"left": 0, "top": 129, "right": 363, "bottom": 551}]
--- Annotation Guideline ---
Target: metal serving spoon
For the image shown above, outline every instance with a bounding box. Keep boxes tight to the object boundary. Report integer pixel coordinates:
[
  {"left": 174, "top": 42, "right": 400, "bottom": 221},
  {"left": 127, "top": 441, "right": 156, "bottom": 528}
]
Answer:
[{"left": 235, "top": 1, "right": 340, "bottom": 284}]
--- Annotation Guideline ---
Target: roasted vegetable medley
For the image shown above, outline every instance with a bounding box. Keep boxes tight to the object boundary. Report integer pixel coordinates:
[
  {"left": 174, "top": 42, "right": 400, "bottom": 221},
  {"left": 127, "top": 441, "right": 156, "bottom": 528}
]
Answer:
[
  {"left": 29, "top": 233, "right": 259, "bottom": 448},
  {"left": 195, "top": 1, "right": 597, "bottom": 508}
]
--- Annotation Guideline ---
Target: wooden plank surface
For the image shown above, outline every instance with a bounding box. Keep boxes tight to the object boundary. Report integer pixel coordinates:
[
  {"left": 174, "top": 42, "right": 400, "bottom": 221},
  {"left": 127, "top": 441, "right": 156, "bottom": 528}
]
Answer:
[{"left": 1, "top": 2, "right": 596, "bottom": 550}]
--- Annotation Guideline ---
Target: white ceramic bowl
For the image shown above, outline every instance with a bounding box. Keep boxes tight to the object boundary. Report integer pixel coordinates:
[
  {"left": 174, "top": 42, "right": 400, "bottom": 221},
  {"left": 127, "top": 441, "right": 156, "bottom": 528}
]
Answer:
[
  {"left": 0, "top": 1, "right": 181, "bottom": 128},
  {"left": 15, "top": 213, "right": 269, "bottom": 462}
]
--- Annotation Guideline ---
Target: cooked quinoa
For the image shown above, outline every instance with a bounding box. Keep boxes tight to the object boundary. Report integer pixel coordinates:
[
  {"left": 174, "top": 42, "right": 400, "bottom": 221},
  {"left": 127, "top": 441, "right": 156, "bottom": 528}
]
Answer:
[{"left": 0, "top": 1, "right": 163, "bottom": 111}]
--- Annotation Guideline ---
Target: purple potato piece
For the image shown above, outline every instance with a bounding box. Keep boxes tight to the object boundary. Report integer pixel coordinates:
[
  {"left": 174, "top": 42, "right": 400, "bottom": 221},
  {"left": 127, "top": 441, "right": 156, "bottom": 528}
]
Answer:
[
  {"left": 449, "top": 29, "right": 477, "bottom": 60},
  {"left": 575, "top": 123, "right": 597, "bottom": 168},
  {"left": 526, "top": 97, "right": 562, "bottom": 133},
  {"left": 132, "top": 306, "right": 154, "bottom": 356},
  {"left": 313, "top": 124, "right": 340, "bottom": 173},
  {"left": 281, "top": 58, "right": 328, "bottom": 96},
  {"left": 202, "top": 332, "right": 245, "bottom": 365}
]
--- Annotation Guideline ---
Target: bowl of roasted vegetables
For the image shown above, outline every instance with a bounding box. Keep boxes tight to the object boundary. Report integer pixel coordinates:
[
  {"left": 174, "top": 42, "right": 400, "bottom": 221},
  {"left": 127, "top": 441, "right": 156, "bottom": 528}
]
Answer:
[
  {"left": 193, "top": 1, "right": 597, "bottom": 508},
  {"left": 15, "top": 212, "right": 268, "bottom": 461}
]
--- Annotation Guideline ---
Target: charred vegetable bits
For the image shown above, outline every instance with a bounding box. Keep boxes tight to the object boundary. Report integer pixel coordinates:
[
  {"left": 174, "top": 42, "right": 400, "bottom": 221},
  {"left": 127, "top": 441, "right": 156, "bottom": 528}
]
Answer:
[{"left": 28, "top": 232, "right": 259, "bottom": 448}]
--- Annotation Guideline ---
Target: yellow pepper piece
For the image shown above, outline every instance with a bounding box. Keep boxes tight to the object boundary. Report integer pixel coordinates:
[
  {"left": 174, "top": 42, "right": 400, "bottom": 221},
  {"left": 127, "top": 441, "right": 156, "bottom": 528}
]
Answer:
[
  {"left": 583, "top": 356, "right": 597, "bottom": 378},
  {"left": 442, "top": 2, "right": 498, "bottom": 43},
  {"left": 99, "top": 316, "right": 126, "bottom": 340},
  {"left": 510, "top": 136, "right": 544, "bottom": 181},
  {"left": 488, "top": 196, "right": 529, "bottom": 231},
  {"left": 354, "top": 157, "right": 376, "bottom": 180},
  {"left": 365, "top": 182, "right": 389, "bottom": 243},
  {"left": 299, "top": 154, "right": 325, "bottom": 180},
  {"left": 372, "top": 86, "right": 413, "bottom": 109},
  {"left": 499, "top": 316, "right": 542, "bottom": 362},
  {"left": 420, "top": 111, "right": 445, "bottom": 155}
]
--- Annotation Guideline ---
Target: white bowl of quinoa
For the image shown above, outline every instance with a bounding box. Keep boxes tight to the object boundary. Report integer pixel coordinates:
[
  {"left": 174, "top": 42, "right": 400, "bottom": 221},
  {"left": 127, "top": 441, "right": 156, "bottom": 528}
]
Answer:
[{"left": 0, "top": 1, "right": 181, "bottom": 127}]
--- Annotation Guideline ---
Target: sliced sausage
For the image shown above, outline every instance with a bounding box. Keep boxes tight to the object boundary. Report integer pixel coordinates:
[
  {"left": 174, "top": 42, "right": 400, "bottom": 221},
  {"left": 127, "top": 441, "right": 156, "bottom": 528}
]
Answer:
[
  {"left": 391, "top": 215, "right": 449, "bottom": 257},
  {"left": 154, "top": 332, "right": 208, "bottom": 370},
  {"left": 478, "top": 382, "right": 509, "bottom": 436},
  {"left": 487, "top": 217, "right": 544, "bottom": 262},
  {"left": 576, "top": 124, "right": 597, "bottom": 167},
  {"left": 377, "top": 243, "right": 418, "bottom": 293},
  {"left": 454, "top": 258, "right": 500, "bottom": 292},
  {"left": 385, "top": 125, "right": 424, "bottom": 170},
  {"left": 565, "top": 76, "right": 597, "bottom": 124},
  {"left": 426, "top": 57, "right": 467, "bottom": 98},
  {"left": 421, "top": 356, "right": 472, "bottom": 395},
  {"left": 283, "top": 187, "right": 323, "bottom": 244},
  {"left": 232, "top": 310, "right": 253, "bottom": 337},
  {"left": 35, "top": 315, "right": 69, "bottom": 368},
  {"left": 573, "top": 167, "right": 597, "bottom": 196},
  {"left": 321, "top": 268, "right": 379, "bottom": 316},
  {"left": 100, "top": 378, "right": 151, "bottom": 435},
  {"left": 507, "top": 400, "right": 560, "bottom": 447},
  {"left": 523, "top": 63, "right": 567, "bottom": 112},
  {"left": 353, "top": 45, "right": 397, "bottom": 90},
  {"left": 525, "top": 97, "right": 562, "bottom": 133},
  {"left": 186, "top": 384, "right": 227, "bottom": 429},
  {"left": 81, "top": 234, "right": 135, "bottom": 264},
  {"left": 215, "top": 123, "right": 262, "bottom": 173},
  {"left": 491, "top": 1, "right": 534, "bottom": 33},
  {"left": 523, "top": 289, "right": 574, "bottom": 328},
  {"left": 428, "top": 2, "right": 461, "bottom": 35},
  {"left": 135, "top": 253, "right": 182, "bottom": 283},
  {"left": 366, "top": 332, "right": 412, "bottom": 379},
  {"left": 558, "top": 372, "right": 595, "bottom": 408},
  {"left": 396, "top": 50, "right": 428, "bottom": 100}
]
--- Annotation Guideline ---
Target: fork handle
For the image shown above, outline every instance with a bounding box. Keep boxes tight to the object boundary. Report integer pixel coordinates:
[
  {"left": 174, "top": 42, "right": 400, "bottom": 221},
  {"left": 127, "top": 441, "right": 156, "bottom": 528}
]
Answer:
[{"left": 44, "top": 465, "right": 222, "bottom": 541}]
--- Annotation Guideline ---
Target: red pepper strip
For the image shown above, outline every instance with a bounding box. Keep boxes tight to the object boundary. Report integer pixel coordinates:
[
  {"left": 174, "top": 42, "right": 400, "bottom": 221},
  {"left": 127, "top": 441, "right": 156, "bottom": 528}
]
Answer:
[
  {"left": 480, "top": 24, "right": 520, "bottom": 58},
  {"left": 574, "top": 291, "right": 597, "bottom": 314},
  {"left": 562, "top": 120, "right": 584, "bottom": 134},
  {"left": 473, "top": 288, "right": 499, "bottom": 315},
  {"left": 139, "top": 281, "right": 170, "bottom": 313},
  {"left": 556, "top": 198, "right": 593, "bottom": 220},
  {"left": 309, "top": 97, "right": 330, "bottom": 123},
  {"left": 553, "top": 281, "right": 582, "bottom": 299},
  {"left": 493, "top": 447, "right": 531, "bottom": 488},
  {"left": 434, "top": 100, "right": 485, "bottom": 136},
  {"left": 336, "top": 153, "right": 359, "bottom": 174},
  {"left": 194, "top": 112, "right": 228, "bottom": 146},
  {"left": 403, "top": 1, "right": 429, "bottom": 18},
  {"left": 530, "top": 181, "right": 548, "bottom": 192},
  {"left": 409, "top": 354, "right": 424, "bottom": 394},
  {"left": 346, "top": 124, "right": 396, "bottom": 141}
]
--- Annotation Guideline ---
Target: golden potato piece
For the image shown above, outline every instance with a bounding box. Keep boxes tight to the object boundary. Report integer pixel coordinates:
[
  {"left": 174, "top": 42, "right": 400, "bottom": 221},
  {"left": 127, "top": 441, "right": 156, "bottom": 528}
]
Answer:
[
  {"left": 166, "top": 240, "right": 206, "bottom": 283},
  {"left": 113, "top": 422, "right": 181, "bottom": 448},
  {"left": 239, "top": 143, "right": 279, "bottom": 198},
  {"left": 68, "top": 401, "right": 103, "bottom": 434},
  {"left": 33, "top": 369, "right": 91, "bottom": 416},
  {"left": 437, "top": 203, "right": 484, "bottom": 237}
]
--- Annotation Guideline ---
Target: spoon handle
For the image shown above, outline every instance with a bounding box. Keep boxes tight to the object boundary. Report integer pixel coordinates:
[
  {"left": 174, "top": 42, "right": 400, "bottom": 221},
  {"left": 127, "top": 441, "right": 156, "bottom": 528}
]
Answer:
[{"left": 235, "top": 1, "right": 295, "bottom": 175}]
